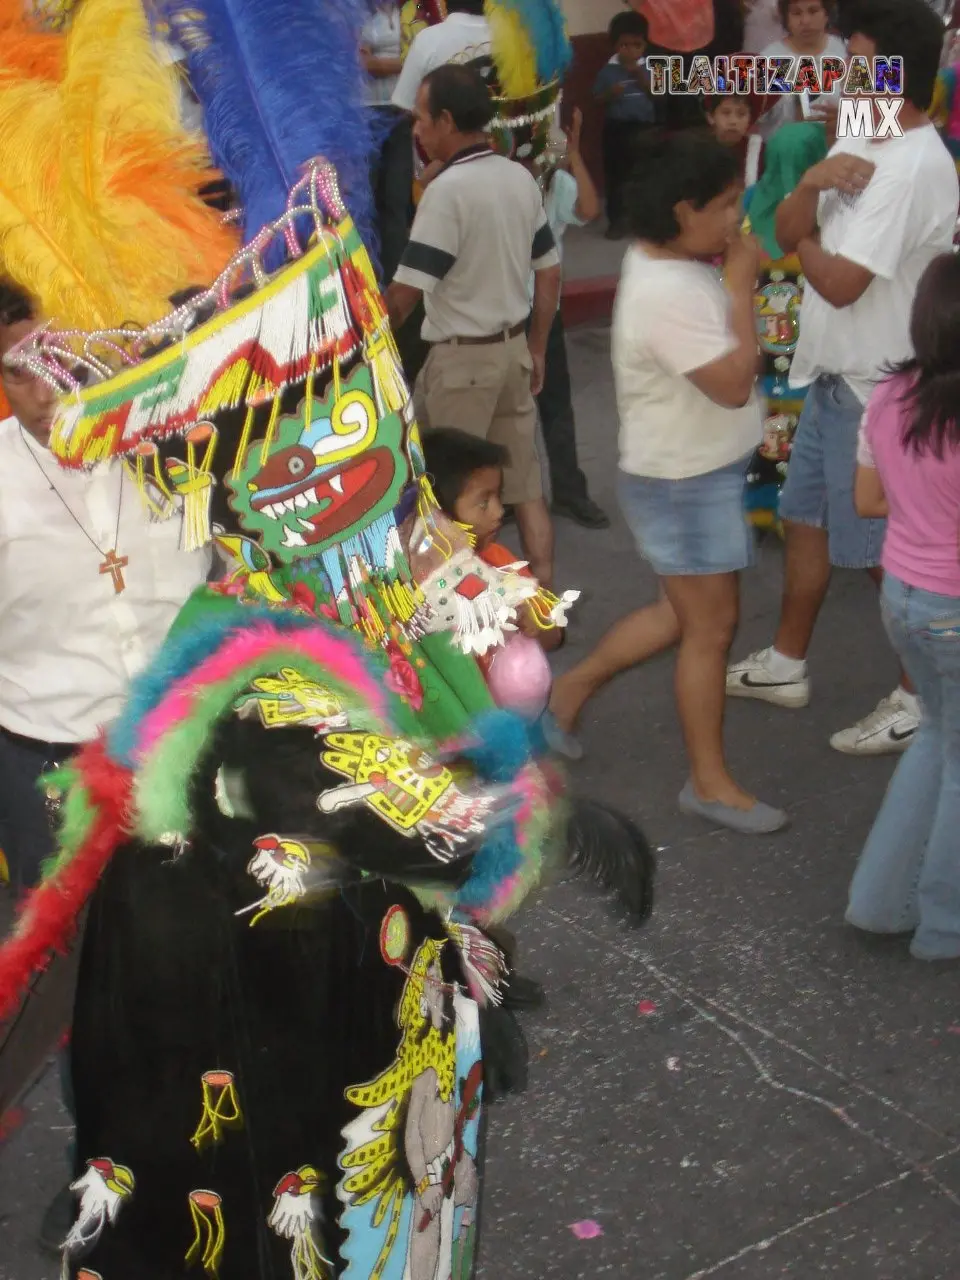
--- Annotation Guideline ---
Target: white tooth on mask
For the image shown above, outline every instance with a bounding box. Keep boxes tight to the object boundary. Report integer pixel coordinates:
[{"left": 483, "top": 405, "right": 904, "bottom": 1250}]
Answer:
[
  {"left": 284, "top": 498, "right": 297, "bottom": 513},
  {"left": 305, "top": 488, "right": 318, "bottom": 504},
  {"left": 261, "top": 504, "right": 277, "bottom": 519},
  {"left": 329, "top": 474, "right": 344, "bottom": 495},
  {"left": 281, "top": 526, "right": 306, "bottom": 548},
  {"left": 298, "top": 517, "right": 313, "bottom": 532},
  {"left": 294, "top": 492, "right": 308, "bottom": 509}
]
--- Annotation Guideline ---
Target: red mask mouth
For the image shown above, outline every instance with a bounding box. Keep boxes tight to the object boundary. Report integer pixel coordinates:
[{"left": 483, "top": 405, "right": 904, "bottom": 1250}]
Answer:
[{"left": 251, "top": 446, "right": 396, "bottom": 549}]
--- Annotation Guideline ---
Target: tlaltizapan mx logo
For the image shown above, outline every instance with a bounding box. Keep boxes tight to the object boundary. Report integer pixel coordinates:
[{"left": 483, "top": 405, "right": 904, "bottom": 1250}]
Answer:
[{"left": 646, "top": 54, "right": 905, "bottom": 138}]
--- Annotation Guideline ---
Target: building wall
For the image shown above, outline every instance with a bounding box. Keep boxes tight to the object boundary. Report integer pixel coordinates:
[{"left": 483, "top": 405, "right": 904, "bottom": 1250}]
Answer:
[
  {"left": 561, "top": 1, "right": 624, "bottom": 199},
  {"left": 563, "top": 0, "right": 622, "bottom": 36}
]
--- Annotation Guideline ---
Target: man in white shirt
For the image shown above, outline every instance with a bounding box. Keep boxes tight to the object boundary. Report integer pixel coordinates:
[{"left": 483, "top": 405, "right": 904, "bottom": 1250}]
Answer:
[
  {"left": 0, "top": 279, "right": 211, "bottom": 1254},
  {"left": 0, "top": 281, "right": 210, "bottom": 892},
  {"left": 728, "top": 0, "right": 960, "bottom": 755},
  {"left": 385, "top": 64, "right": 561, "bottom": 589},
  {"left": 391, "top": 0, "right": 492, "bottom": 112}
]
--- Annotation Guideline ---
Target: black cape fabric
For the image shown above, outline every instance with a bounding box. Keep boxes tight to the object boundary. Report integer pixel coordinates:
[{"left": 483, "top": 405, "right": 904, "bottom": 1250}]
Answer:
[{"left": 67, "top": 716, "right": 497, "bottom": 1279}]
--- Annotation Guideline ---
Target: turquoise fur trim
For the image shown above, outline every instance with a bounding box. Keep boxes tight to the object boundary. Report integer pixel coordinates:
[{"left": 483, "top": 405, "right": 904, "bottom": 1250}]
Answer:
[
  {"left": 454, "top": 824, "right": 523, "bottom": 911},
  {"left": 108, "top": 596, "right": 332, "bottom": 766},
  {"left": 461, "top": 709, "right": 534, "bottom": 783}
]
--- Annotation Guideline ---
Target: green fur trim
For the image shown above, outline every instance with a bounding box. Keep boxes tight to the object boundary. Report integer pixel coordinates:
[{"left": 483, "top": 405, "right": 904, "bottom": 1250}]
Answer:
[{"left": 38, "top": 768, "right": 96, "bottom": 879}]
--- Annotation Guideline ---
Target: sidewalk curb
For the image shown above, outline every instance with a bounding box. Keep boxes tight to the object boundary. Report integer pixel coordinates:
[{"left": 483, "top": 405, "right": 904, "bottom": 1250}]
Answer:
[{"left": 561, "top": 275, "right": 617, "bottom": 329}]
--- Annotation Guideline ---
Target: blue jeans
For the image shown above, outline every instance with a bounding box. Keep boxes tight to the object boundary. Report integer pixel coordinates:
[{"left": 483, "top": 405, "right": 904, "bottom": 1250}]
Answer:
[
  {"left": 778, "top": 375, "right": 885, "bottom": 568},
  {"left": 847, "top": 575, "right": 960, "bottom": 958},
  {"left": 618, "top": 455, "right": 755, "bottom": 578}
]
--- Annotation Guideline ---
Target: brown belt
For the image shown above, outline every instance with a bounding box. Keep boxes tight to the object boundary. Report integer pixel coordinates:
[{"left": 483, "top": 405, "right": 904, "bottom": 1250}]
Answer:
[{"left": 436, "top": 321, "right": 526, "bottom": 347}]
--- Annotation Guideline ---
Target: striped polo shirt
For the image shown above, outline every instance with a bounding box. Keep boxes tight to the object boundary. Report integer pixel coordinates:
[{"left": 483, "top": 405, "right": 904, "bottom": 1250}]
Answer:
[{"left": 393, "top": 145, "right": 560, "bottom": 342}]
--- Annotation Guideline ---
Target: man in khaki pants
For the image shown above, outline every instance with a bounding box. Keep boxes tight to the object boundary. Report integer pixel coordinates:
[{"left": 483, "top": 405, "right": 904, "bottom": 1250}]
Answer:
[{"left": 386, "top": 63, "right": 561, "bottom": 586}]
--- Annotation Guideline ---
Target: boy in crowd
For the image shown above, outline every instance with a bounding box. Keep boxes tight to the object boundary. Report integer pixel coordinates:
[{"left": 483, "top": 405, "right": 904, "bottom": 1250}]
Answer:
[
  {"left": 593, "top": 11, "right": 657, "bottom": 238},
  {"left": 531, "top": 109, "right": 610, "bottom": 529}
]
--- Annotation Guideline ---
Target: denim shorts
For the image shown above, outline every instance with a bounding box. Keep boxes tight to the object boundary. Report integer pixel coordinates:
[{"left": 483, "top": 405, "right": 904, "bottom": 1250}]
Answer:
[
  {"left": 618, "top": 454, "right": 755, "bottom": 577},
  {"left": 777, "top": 374, "right": 885, "bottom": 568}
]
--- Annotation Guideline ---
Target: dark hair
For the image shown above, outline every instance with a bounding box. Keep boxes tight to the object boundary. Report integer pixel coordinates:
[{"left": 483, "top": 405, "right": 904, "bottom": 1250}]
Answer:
[
  {"left": 893, "top": 254, "right": 960, "bottom": 459},
  {"left": 421, "top": 63, "right": 494, "bottom": 132},
  {"left": 777, "top": 0, "right": 830, "bottom": 27},
  {"left": 422, "top": 428, "right": 509, "bottom": 517},
  {"left": 623, "top": 134, "right": 740, "bottom": 243},
  {"left": 0, "top": 279, "right": 35, "bottom": 330},
  {"left": 446, "top": 0, "right": 485, "bottom": 14},
  {"left": 841, "top": 0, "right": 943, "bottom": 110},
  {"left": 609, "top": 11, "right": 649, "bottom": 44},
  {"left": 704, "top": 94, "right": 753, "bottom": 117}
]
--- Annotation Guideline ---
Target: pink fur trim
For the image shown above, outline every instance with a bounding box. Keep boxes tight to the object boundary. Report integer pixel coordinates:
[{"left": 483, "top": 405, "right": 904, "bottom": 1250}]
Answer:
[
  {"left": 487, "top": 765, "right": 549, "bottom": 917},
  {"left": 135, "top": 624, "right": 388, "bottom": 761}
]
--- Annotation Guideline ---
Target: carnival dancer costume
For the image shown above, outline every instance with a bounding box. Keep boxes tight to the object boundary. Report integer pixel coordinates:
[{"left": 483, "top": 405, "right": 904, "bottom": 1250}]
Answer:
[{"left": 0, "top": 5, "right": 653, "bottom": 1277}]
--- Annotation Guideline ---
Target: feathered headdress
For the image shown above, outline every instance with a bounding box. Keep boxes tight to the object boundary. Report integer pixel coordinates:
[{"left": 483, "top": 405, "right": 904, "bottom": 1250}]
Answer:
[
  {"left": 0, "top": 0, "right": 237, "bottom": 330},
  {"left": 152, "top": 0, "right": 380, "bottom": 259},
  {"left": 485, "top": 0, "right": 571, "bottom": 163},
  {"left": 10, "top": 160, "right": 577, "bottom": 645}
]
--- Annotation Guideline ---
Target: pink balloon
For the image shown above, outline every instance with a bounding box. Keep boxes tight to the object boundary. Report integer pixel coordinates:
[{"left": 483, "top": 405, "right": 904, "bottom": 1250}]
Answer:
[{"left": 486, "top": 634, "right": 552, "bottom": 718}]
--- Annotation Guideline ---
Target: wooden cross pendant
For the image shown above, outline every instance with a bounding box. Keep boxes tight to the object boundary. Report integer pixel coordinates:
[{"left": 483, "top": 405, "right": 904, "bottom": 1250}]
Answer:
[{"left": 99, "top": 548, "right": 129, "bottom": 594}]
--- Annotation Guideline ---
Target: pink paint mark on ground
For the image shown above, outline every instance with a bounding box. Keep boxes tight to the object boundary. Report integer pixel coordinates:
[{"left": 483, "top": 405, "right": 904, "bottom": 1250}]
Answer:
[
  {"left": 569, "top": 1220, "right": 603, "bottom": 1240},
  {"left": 637, "top": 999, "right": 657, "bottom": 1015}
]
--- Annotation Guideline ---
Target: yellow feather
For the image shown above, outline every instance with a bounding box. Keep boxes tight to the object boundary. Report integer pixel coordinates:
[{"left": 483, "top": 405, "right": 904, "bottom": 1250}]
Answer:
[
  {"left": 0, "top": 80, "right": 112, "bottom": 327},
  {"left": 0, "top": 0, "right": 236, "bottom": 329},
  {"left": 486, "top": 3, "right": 538, "bottom": 99}
]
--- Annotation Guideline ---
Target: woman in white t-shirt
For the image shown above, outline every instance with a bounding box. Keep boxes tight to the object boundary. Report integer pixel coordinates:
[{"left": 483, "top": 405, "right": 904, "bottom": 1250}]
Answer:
[
  {"left": 548, "top": 134, "right": 786, "bottom": 834},
  {"left": 756, "top": 0, "right": 847, "bottom": 139}
]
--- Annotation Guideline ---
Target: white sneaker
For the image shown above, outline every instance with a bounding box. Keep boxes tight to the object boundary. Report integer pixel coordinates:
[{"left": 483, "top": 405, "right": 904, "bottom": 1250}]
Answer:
[
  {"left": 726, "top": 647, "right": 811, "bottom": 708},
  {"left": 829, "top": 688, "right": 920, "bottom": 756}
]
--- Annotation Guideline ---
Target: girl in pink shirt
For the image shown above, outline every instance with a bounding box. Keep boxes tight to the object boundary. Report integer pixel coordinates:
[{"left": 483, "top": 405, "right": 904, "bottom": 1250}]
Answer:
[{"left": 847, "top": 252, "right": 960, "bottom": 960}]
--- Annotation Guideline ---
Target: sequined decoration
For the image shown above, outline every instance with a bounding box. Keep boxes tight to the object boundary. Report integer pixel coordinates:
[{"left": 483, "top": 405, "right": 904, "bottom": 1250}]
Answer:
[{"left": 190, "top": 1071, "right": 243, "bottom": 1152}]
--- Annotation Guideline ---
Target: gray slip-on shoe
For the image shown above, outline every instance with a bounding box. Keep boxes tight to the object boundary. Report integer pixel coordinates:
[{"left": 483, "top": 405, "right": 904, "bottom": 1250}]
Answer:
[
  {"left": 541, "top": 711, "right": 584, "bottom": 761},
  {"left": 678, "top": 781, "right": 788, "bottom": 834}
]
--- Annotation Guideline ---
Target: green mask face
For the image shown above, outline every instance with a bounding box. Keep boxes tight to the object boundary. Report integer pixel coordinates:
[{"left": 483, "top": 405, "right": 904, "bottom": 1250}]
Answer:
[{"left": 227, "top": 365, "right": 408, "bottom": 564}]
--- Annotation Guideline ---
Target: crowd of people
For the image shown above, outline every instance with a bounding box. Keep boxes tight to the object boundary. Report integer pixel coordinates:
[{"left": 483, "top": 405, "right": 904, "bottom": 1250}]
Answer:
[{"left": 1, "top": 0, "right": 960, "bottom": 1274}]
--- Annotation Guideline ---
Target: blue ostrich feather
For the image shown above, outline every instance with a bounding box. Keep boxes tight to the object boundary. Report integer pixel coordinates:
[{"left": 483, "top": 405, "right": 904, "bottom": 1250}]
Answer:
[
  {"left": 154, "top": 0, "right": 379, "bottom": 262},
  {"left": 493, "top": 0, "right": 572, "bottom": 84},
  {"left": 461, "top": 708, "right": 535, "bottom": 783},
  {"left": 455, "top": 823, "right": 523, "bottom": 911}
]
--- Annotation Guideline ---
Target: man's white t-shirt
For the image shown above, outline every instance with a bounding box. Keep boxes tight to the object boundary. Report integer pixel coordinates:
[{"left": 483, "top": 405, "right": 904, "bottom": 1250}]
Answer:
[
  {"left": 613, "top": 248, "right": 762, "bottom": 480},
  {"left": 392, "top": 13, "right": 492, "bottom": 111},
  {"left": 790, "top": 123, "right": 960, "bottom": 403}
]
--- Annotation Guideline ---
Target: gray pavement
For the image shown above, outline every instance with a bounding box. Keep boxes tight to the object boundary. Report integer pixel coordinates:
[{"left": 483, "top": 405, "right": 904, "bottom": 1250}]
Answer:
[{"left": 4, "top": 323, "right": 960, "bottom": 1279}]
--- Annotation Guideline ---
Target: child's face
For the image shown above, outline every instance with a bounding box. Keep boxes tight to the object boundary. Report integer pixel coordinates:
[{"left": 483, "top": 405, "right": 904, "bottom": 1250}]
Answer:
[
  {"left": 453, "top": 466, "right": 505, "bottom": 548},
  {"left": 785, "top": 0, "right": 828, "bottom": 46},
  {"left": 675, "top": 180, "right": 744, "bottom": 257},
  {"left": 708, "top": 99, "right": 752, "bottom": 145},
  {"left": 615, "top": 34, "right": 647, "bottom": 67}
]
